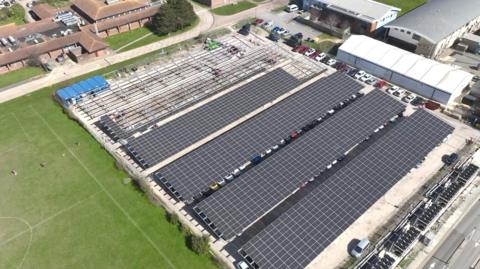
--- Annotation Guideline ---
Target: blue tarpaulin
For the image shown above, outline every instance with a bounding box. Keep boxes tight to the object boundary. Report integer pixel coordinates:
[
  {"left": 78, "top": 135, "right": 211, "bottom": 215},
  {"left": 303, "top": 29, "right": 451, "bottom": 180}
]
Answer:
[{"left": 56, "top": 76, "right": 109, "bottom": 107}]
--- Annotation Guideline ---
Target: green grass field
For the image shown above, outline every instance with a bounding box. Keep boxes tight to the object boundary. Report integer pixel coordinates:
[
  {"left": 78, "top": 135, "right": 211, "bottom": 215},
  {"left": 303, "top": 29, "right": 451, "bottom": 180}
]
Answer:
[
  {"left": 105, "top": 19, "right": 199, "bottom": 52},
  {"left": 0, "top": 85, "right": 218, "bottom": 268},
  {"left": 0, "top": 67, "right": 45, "bottom": 89},
  {"left": 376, "top": 0, "right": 427, "bottom": 16},
  {"left": 212, "top": 1, "right": 257, "bottom": 16}
]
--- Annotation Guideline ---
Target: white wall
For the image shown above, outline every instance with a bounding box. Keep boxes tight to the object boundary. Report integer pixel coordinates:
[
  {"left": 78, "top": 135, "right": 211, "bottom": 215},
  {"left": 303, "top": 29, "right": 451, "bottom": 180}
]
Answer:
[
  {"left": 376, "top": 10, "right": 398, "bottom": 29},
  {"left": 387, "top": 27, "right": 420, "bottom": 45}
]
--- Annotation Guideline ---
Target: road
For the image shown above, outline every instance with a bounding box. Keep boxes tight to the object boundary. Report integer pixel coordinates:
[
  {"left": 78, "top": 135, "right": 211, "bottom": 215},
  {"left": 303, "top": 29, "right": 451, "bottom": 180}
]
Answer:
[{"left": 424, "top": 200, "right": 480, "bottom": 269}]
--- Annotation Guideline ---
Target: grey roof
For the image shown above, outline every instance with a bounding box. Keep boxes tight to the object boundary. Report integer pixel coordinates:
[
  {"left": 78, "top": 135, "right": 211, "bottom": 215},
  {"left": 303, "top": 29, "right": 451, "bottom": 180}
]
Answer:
[
  {"left": 385, "top": 0, "right": 480, "bottom": 43},
  {"left": 316, "top": 0, "right": 400, "bottom": 22}
]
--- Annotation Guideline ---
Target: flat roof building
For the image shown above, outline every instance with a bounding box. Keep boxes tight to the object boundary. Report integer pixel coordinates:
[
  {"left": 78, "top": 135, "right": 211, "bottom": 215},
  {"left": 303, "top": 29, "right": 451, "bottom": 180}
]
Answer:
[
  {"left": 304, "top": 0, "right": 400, "bottom": 34},
  {"left": 337, "top": 35, "right": 473, "bottom": 105},
  {"left": 384, "top": 0, "right": 480, "bottom": 58}
]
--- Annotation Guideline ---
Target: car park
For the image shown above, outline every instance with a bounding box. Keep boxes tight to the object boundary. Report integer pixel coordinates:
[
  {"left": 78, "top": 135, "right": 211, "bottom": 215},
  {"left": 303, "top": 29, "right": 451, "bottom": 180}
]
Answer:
[
  {"left": 304, "top": 48, "right": 316, "bottom": 57},
  {"left": 354, "top": 70, "right": 366, "bottom": 79},
  {"left": 401, "top": 94, "right": 416, "bottom": 104},
  {"left": 351, "top": 239, "right": 370, "bottom": 258}
]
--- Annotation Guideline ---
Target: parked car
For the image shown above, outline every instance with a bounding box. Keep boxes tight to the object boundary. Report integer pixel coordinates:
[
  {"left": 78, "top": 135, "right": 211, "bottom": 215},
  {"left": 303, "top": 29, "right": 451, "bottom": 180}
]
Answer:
[
  {"left": 304, "top": 48, "right": 316, "bottom": 57},
  {"left": 374, "top": 80, "right": 386, "bottom": 88},
  {"left": 411, "top": 96, "right": 425, "bottom": 106},
  {"left": 254, "top": 18, "right": 264, "bottom": 25},
  {"left": 347, "top": 68, "right": 359, "bottom": 77},
  {"left": 268, "top": 32, "right": 280, "bottom": 42},
  {"left": 298, "top": 46, "right": 309, "bottom": 54},
  {"left": 238, "top": 24, "right": 250, "bottom": 36},
  {"left": 276, "top": 28, "right": 287, "bottom": 35},
  {"left": 351, "top": 239, "right": 370, "bottom": 258},
  {"left": 392, "top": 88, "right": 407, "bottom": 98},
  {"left": 285, "top": 4, "right": 299, "bottom": 12},
  {"left": 359, "top": 73, "right": 372, "bottom": 82},
  {"left": 386, "top": 86, "right": 399, "bottom": 94},
  {"left": 401, "top": 94, "right": 416, "bottom": 103},
  {"left": 327, "top": 58, "right": 337, "bottom": 66},
  {"left": 263, "top": 20, "right": 273, "bottom": 29},
  {"left": 354, "top": 70, "right": 366, "bottom": 79},
  {"left": 365, "top": 77, "right": 377, "bottom": 85},
  {"left": 315, "top": 52, "right": 326, "bottom": 62},
  {"left": 442, "top": 153, "right": 458, "bottom": 165},
  {"left": 236, "top": 261, "right": 249, "bottom": 269},
  {"left": 287, "top": 32, "right": 303, "bottom": 47}
]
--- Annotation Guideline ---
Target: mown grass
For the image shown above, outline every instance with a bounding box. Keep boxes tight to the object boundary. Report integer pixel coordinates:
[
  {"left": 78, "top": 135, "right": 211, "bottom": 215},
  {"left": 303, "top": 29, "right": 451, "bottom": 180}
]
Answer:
[
  {"left": 212, "top": 1, "right": 257, "bottom": 16},
  {"left": 0, "top": 4, "right": 26, "bottom": 26},
  {"left": 0, "top": 67, "right": 45, "bottom": 89},
  {"left": 0, "top": 40, "right": 218, "bottom": 269}
]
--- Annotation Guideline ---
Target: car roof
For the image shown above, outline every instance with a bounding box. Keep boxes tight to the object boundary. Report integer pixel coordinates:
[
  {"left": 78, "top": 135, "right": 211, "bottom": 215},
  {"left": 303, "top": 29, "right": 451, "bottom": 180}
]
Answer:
[{"left": 358, "top": 239, "right": 370, "bottom": 248}]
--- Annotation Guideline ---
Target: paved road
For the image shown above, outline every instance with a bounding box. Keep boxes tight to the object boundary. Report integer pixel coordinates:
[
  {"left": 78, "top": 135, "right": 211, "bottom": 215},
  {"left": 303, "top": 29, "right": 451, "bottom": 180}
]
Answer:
[{"left": 424, "top": 200, "right": 480, "bottom": 269}]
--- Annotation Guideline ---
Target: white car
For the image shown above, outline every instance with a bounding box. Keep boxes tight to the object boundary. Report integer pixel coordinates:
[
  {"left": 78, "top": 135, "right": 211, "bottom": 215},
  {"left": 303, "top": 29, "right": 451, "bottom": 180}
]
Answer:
[
  {"left": 327, "top": 58, "right": 337, "bottom": 66},
  {"left": 393, "top": 89, "right": 407, "bottom": 98},
  {"left": 354, "top": 70, "right": 366, "bottom": 79},
  {"left": 276, "top": 28, "right": 287, "bottom": 35},
  {"left": 263, "top": 20, "right": 273, "bottom": 29},
  {"left": 402, "top": 94, "right": 416, "bottom": 103},
  {"left": 359, "top": 74, "right": 372, "bottom": 82},
  {"left": 285, "top": 4, "right": 299, "bottom": 12},
  {"left": 315, "top": 52, "right": 326, "bottom": 62},
  {"left": 236, "top": 261, "right": 249, "bottom": 269},
  {"left": 304, "top": 48, "right": 316, "bottom": 57},
  {"left": 386, "top": 86, "right": 399, "bottom": 94}
]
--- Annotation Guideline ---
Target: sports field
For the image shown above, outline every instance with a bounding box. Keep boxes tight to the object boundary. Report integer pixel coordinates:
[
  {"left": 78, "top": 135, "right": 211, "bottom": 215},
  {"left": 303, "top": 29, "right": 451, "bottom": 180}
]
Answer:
[{"left": 0, "top": 88, "right": 218, "bottom": 268}]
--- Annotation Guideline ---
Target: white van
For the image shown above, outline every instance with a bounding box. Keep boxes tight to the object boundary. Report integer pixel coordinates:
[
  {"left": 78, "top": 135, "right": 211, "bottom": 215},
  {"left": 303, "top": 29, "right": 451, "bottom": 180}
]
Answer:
[{"left": 285, "top": 4, "right": 299, "bottom": 12}]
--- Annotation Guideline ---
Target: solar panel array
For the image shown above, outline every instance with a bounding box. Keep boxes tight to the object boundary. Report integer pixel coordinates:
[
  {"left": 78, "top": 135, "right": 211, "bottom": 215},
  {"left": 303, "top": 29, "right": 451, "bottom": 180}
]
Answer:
[
  {"left": 126, "top": 69, "right": 303, "bottom": 168},
  {"left": 195, "top": 90, "right": 406, "bottom": 239},
  {"left": 154, "top": 72, "right": 363, "bottom": 201},
  {"left": 241, "top": 110, "right": 453, "bottom": 269}
]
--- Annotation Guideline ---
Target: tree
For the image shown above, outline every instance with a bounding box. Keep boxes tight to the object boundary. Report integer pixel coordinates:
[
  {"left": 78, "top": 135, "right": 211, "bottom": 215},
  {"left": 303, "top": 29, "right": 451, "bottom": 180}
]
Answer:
[
  {"left": 188, "top": 234, "right": 210, "bottom": 255},
  {"left": 150, "top": 0, "right": 197, "bottom": 34}
]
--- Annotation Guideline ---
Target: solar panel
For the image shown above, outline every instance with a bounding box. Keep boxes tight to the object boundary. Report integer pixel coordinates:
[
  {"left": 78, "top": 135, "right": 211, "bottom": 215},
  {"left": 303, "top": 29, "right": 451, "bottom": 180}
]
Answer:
[
  {"left": 125, "top": 68, "right": 304, "bottom": 168},
  {"left": 154, "top": 72, "right": 363, "bottom": 201},
  {"left": 195, "top": 90, "right": 405, "bottom": 239},
  {"left": 240, "top": 110, "right": 453, "bottom": 269}
]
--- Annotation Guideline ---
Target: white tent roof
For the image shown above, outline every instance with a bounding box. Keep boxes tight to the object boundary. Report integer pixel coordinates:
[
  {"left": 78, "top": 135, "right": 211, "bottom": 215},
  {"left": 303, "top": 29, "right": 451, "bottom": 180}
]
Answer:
[{"left": 339, "top": 35, "right": 473, "bottom": 95}]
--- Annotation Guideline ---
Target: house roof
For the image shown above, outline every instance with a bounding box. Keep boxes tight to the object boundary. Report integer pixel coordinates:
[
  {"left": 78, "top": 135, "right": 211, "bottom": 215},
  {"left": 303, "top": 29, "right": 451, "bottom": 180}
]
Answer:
[
  {"left": 0, "top": 23, "right": 108, "bottom": 66},
  {"left": 384, "top": 0, "right": 480, "bottom": 43},
  {"left": 72, "top": 0, "right": 149, "bottom": 21},
  {"left": 339, "top": 35, "right": 473, "bottom": 95},
  {"left": 30, "top": 3, "right": 70, "bottom": 19},
  {"left": 92, "top": 6, "right": 158, "bottom": 32},
  {"left": 314, "top": 0, "right": 400, "bottom": 22}
]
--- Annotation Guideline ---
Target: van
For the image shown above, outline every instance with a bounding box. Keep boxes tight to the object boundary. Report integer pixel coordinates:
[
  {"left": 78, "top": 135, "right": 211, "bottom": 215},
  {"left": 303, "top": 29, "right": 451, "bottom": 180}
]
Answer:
[
  {"left": 351, "top": 239, "right": 370, "bottom": 258},
  {"left": 285, "top": 4, "right": 299, "bottom": 12}
]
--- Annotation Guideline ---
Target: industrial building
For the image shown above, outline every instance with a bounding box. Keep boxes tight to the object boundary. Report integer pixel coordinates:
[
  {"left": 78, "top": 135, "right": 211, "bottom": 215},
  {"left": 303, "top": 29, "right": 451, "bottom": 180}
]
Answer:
[
  {"left": 303, "top": 0, "right": 400, "bottom": 34},
  {"left": 337, "top": 35, "right": 473, "bottom": 105},
  {"left": 384, "top": 0, "right": 480, "bottom": 58}
]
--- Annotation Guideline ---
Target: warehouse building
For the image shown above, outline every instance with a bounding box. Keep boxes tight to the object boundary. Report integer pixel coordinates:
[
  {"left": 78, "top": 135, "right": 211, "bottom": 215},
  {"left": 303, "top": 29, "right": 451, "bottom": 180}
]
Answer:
[
  {"left": 303, "top": 0, "right": 400, "bottom": 34},
  {"left": 337, "top": 35, "right": 473, "bottom": 105},
  {"left": 384, "top": 0, "right": 480, "bottom": 59}
]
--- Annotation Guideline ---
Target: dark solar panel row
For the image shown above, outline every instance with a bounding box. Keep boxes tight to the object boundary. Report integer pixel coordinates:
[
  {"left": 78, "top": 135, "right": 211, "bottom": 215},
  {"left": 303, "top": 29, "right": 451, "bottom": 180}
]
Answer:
[
  {"left": 240, "top": 110, "right": 453, "bottom": 269},
  {"left": 195, "top": 90, "right": 406, "bottom": 239},
  {"left": 125, "top": 68, "right": 304, "bottom": 168},
  {"left": 154, "top": 72, "right": 363, "bottom": 201}
]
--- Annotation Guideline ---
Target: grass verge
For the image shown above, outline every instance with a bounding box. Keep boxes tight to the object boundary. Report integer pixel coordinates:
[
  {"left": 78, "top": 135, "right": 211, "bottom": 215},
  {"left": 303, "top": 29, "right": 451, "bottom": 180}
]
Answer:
[
  {"left": 376, "top": 0, "right": 427, "bottom": 16},
  {"left": 212, "top": 1, "right": 257, "bottom": 16},
  {"left": 0, "top": 67, "right": 45, "bottom": 89},
  {"left": 105, "top": 18, "right": 199, "bottom": 52}
]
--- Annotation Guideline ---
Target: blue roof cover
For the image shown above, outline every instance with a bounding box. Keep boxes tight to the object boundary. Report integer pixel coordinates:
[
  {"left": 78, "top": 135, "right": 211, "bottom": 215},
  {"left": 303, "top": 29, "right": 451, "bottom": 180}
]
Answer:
[{"left": 56, "top": 76, "right": 108, "bottom": 103}]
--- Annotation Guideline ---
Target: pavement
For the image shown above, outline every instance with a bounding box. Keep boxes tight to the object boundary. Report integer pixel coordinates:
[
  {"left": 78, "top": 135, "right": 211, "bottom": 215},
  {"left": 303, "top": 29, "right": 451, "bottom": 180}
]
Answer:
[{"left": 423, "top": 200, "right": 480, "bottom": 269}]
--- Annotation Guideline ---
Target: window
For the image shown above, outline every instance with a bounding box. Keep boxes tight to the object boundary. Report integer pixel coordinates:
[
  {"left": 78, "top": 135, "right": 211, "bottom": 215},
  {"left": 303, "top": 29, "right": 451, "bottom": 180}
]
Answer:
[
  {"left": 412, "top": 34, "right": 421, "bottom": 41},
  {"left": 407, "top": 31, "right": 411, "bottom": 34},
  {"left": 400, "top": 29, "right": 404, "bottom": 33}
]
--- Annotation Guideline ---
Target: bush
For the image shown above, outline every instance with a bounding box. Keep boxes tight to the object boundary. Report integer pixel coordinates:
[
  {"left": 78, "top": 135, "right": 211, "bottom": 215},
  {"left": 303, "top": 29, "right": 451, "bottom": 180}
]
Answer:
[
  {"left": 188, "top": 234, "right": 210, "bottom": 255},
  {"left": 166, "top": 212, "right": 180, "bottom": 227}
]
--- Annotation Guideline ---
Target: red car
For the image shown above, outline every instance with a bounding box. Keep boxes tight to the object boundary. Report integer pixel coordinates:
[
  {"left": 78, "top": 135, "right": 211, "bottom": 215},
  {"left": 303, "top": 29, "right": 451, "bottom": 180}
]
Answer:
[
  {"left": 292, "top": 45, "right": 302, "bottom": 52},
  {"left": 298, "top": 46, "right": 309, "bottom": 54},
  {"left": 290, "top": 131, "right": 299, "bottom": 139},
  {"left": 309, "top": 51, "right": 320, "bottom": 59},
  {"left": 254, "top": 18, "right": 264, "bottom": 25},
  {"left": 374, "top": 80, "right": 386, "bottom": 88}
]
